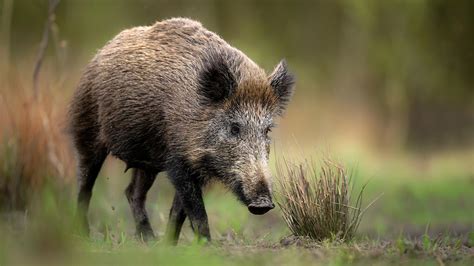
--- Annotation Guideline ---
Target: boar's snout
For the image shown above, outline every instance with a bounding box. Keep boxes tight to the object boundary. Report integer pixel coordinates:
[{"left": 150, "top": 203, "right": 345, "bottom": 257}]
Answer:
[{"left": 248, "top": 197, "right": 274, "bottom": 215}]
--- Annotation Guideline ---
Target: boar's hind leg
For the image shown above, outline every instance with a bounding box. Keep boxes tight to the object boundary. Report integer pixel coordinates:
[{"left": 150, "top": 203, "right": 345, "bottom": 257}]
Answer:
[
  {"left": 125, "top": 168, "right": 158, "bottom": 241},
  {"left": 165, "top": 193, "right": 187, "bottom": 245},
  {"left": 76, "top": 147, "right": 108, "bottom": 235}
]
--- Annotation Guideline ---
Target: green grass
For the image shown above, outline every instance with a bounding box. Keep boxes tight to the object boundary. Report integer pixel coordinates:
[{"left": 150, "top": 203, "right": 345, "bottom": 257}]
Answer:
[
  {"left": 1, "top": 229, "right": 471, "bottom": 265},
  {"left": 0, "top": 158, "right": 473, "bottom": 265}
]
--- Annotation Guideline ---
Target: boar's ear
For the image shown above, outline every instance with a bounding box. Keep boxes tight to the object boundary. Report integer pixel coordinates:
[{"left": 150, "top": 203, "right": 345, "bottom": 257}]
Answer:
[
  {"left": 269, "top": 59, "right": 295, "bottom": 111},
  {"left": 198, "top": 55, "right": 237, "bottom": 104}
]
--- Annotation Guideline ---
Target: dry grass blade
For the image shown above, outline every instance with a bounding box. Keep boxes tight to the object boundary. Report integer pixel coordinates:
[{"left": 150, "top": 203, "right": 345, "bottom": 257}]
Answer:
[
  {"left": 276, "top": 157, "right": 374, "bottom": 242},
  {"left": 0, "top": 87, "right": 74, "bottom": 210}
]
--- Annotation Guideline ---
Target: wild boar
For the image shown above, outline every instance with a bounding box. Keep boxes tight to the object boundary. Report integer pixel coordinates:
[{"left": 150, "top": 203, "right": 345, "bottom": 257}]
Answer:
[{"left": 68, "top": 18, "right": 295, "bottom": 243}]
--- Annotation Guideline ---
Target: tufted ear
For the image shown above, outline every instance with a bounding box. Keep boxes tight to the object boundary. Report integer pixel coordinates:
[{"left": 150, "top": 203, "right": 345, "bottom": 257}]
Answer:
[
  {"left": 269, "top": 60, "right": 295, "bottom": 112},
  {"left": 198, "top": 54, "right": 237, "bottom": 104}
]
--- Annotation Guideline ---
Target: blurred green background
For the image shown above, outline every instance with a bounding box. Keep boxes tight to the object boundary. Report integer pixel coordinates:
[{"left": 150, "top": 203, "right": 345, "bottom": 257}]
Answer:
[{"left": 3, "top": 0, "right": 474, "bottom": 152}]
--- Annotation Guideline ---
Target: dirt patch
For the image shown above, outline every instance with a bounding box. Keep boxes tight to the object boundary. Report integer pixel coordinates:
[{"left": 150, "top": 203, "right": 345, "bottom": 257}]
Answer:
[{"left": 214, "top": 234, "right": 473, "bottom": 264}]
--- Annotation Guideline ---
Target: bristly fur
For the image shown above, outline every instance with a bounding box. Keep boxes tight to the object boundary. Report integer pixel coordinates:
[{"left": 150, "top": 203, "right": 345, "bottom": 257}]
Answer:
[{"left": 68, "top": 17, "right": 295, "bottom": 243}]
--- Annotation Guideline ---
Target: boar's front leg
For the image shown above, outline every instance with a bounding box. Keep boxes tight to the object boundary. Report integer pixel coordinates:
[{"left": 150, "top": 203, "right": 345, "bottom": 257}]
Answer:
[
  {"left": 168, "top": 165, "right": 210, "bottom": 243},
  {"left": 178, "top": 185, "right": 210, "bottom": 242},
  {"left": 165, "top": 193, "right": 187, "bottom": 245}
]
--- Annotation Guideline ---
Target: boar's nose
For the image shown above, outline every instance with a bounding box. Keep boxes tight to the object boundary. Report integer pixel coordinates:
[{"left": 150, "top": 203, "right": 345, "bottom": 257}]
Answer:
[{"left": 248, "top": 199, "right": 275, "bottom": 215}]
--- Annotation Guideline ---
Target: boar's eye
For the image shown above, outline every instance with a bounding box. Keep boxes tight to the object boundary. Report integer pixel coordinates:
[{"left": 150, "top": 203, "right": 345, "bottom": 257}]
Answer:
[{"left": 230, "top": 122, "right": 241, "bottom": 136}]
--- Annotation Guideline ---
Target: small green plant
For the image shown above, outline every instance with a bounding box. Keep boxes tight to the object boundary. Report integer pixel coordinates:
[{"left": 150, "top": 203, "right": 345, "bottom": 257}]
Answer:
[
  {"left": 422, "top": 224, "right": 432, "bottom": 252},
  {"left": 469, "top": 231, "right": 474, "bottom": 247},
  {"left": 275, "top": 158, "right": 377, "bottom": 242},
  {"left": 396, "top": 232, "right": 407, "bottom": 255}
]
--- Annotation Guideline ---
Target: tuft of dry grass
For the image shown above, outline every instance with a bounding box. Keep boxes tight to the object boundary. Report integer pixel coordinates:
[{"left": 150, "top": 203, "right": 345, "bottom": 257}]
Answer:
[
  {"left": 0, "top": 81, "right": 74, "bottom": 210},
  {"left": 275, "top": 158, "right": 375, "bottom": 242}
]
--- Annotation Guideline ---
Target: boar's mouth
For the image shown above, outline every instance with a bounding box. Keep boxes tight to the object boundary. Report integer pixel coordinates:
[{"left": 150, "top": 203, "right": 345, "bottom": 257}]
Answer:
[
  {"left": 247, "top": 198, "right": 275, "bottom": 215},
  {"left": 246, "top": 180, "right": 274, "bottom": 215},
  {"left": 198, "top": 154, "right": 275, "bottom": 215},
  {"left": 226, "top": 179, "right": 275, "bottom": 215}
]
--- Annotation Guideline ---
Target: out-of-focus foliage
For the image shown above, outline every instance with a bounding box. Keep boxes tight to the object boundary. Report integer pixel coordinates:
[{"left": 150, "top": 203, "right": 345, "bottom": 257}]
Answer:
[{"left": 1, "top": 0, "right": 473, "bottom": 151}]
